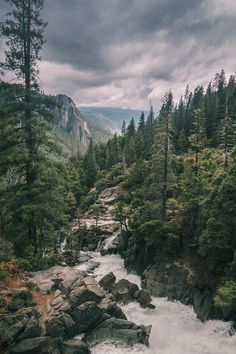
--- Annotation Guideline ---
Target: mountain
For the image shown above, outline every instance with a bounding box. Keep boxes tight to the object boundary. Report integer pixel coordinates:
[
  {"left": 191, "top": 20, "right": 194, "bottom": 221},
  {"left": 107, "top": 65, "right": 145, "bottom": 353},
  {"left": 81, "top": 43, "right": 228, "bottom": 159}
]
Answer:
[
  {"left": 80, "top": 106, "right": 148, "bottom": 136},
  {"left": 54, "top": 94, "right": 90, "bottom": 151}
]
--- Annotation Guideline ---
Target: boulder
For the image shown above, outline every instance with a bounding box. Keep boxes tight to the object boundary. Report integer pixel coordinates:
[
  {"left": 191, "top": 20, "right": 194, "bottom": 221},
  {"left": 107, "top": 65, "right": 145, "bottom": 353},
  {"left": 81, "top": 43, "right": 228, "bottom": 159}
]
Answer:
[
  {"left": 62, "top": 339, "right": 91, "bottom": 354},
  {"left": 9, "top": 337, "right": 51, "bottom": 353},
  {"left": 7, "top": 318, "right": 29, "bottom": 343},
  {"left": 135, "top": 290, "right": 152, "bottom": 307},
  {"left": 85, "top": 318, "right": 151, "bottom": 346},
  {"left": 7, "top": 288, "right": 33, "bottom": 311},
  {"left": 104, "top": 303, "right": 127, "bottom": 320},
  {"left": 70, "top": 282, "right": 104, "bottom": 308},
  {"left": 71, "top": 301, "right": 103, "bottom": 333},
  {"left": 17, "top": 316, "right": 41, "bottom": 341},
  {"left": 51, "top": 295, "right": 66, "bottom": 310},
  {"left": 18, "top": 307, "right": 40, "bottom": 319},
  {"left": 46, "top": 313, "right": 76, "bottom": 339},
  {"left": 112, "top": 279, "right": 134, "bottom": 303},
  {"left": 8, "top": 298, "right": 25, "bottom": 312},
  {"left": 99, "top": 272, "right": 116, "bottom": 291}
]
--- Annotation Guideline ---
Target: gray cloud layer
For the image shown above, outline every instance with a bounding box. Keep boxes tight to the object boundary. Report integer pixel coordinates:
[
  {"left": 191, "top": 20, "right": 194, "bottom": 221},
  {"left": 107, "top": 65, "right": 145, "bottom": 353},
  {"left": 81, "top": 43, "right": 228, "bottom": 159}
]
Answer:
[{"left": 1, "top": 0, "right": 236, "bottom": 109}]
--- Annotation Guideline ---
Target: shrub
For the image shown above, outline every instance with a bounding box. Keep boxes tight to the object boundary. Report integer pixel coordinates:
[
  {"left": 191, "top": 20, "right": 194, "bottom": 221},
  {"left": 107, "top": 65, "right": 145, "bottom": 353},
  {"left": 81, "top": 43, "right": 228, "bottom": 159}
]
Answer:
[{"left": 214, "top": 281, "right": 236, "bottom": 309}]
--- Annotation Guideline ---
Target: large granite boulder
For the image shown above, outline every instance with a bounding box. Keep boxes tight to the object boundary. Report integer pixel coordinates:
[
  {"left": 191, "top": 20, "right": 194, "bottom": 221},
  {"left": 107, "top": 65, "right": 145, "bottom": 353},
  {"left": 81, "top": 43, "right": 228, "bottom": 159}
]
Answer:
[
  {"left": 71, "top": 301, "right": 103, "bottom": 333},
  {"left": 99, "top": 272, "right": 116, "bottom": 291},
  {"left": 62, "top": 339, "right": 91, "bottom": 354},
  {"left": 46, "top": 313, "right": 76, "bottom": 339},
  {"left": 84, "top": 318, "right": 151, "bottom": 346},
  {"left": 9, "top": 337, "right": 54, "bottom": 354}
]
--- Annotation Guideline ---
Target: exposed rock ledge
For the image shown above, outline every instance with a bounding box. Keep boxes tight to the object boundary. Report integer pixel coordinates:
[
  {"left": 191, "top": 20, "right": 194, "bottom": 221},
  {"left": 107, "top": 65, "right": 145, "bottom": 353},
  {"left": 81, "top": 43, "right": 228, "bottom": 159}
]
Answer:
[
  {"left": 0, "top": 266, "right": 151, "bottom": 353},
  {"left": 142, "top": 258, "right": 236, "bottom": 323}
]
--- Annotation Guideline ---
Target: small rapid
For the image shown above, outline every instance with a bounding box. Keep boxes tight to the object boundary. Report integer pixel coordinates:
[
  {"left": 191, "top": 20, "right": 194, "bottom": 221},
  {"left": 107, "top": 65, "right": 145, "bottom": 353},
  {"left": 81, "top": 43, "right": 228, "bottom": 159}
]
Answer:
[
  {"left": 75, "top": 240, "right": 236, "bottom": 354},
  {"left": 74, "top": 185, "right": 236, "bottom": 354}
]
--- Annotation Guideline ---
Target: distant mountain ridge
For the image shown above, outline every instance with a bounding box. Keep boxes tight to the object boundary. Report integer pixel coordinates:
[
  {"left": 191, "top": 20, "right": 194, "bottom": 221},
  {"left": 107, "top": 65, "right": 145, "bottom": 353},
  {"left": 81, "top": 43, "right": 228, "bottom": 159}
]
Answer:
[{"left": 80, "top": 106, "right": 148, "bottom": 135}]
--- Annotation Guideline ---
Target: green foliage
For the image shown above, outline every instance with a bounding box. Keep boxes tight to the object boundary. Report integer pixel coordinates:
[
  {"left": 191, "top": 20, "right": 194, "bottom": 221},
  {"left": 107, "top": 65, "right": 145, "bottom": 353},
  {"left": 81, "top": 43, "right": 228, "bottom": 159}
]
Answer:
[
  {"left": 112, "top": 201, "right": 130, "bottom": 230},
  {"left": 214, "top": 281, "right": 236, "bottom": 309},
  {"left": 0, "top": 236, "right": 14, "bottom": 262},
  {"left": 199, "top": 157, "right": 236, "bottom": 272},
  {"left": 18, "top": 245, "right": 63, "bottom": 271}
]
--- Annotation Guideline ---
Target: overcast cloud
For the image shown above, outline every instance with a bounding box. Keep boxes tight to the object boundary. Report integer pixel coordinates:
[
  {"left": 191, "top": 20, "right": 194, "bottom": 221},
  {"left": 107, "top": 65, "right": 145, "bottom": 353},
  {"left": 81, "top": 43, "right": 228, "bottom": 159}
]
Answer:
[{"left": 1, "top": 0, "right": 236, "bottom": 109}]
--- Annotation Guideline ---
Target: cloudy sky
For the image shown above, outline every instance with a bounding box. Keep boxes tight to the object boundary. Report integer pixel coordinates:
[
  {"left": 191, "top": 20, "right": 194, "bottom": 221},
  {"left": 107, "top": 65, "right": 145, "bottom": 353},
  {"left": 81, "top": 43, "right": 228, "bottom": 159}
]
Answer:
[{"left": 0, "top": 0, "right": 236, "bottom": 110}]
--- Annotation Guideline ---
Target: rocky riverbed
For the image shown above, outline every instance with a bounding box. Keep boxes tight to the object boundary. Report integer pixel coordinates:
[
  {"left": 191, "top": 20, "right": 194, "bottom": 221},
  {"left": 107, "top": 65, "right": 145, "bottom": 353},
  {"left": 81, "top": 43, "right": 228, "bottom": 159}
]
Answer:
[{"left": 1, "top": 185, "right": 236, "bottom": 354}]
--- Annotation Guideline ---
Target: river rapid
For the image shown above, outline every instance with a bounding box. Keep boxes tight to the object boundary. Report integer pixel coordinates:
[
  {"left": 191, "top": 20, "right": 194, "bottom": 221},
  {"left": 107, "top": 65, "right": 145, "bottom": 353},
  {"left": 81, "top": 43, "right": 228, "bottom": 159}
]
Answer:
[{"left": 75, "top": 245, "right": 236, "bottom": 354}]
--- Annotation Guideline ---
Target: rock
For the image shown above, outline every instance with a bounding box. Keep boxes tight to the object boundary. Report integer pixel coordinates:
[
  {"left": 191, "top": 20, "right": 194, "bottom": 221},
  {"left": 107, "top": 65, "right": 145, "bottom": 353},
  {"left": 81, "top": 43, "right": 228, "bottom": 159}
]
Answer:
[
  {"left": 104, "top": 303, "right": 127, "bottom": 320},
  {"left": 62, "top": 339, "right": 91, "bottom": 354},
  {"left": 71, "top": 301, "right": 103, "bottom": 333},
  {"left": 54, "top": 289, "right": 63, "bottom": 299},
  {"left": 17, "top": 316, "right": 41, "bottom": 341},
  {"left": 142, "top": 259, "right": 217, "bottom": 321},
  {"left": 18, "top": 307, "right": 40, "bottom": 319},
  {"left": 0, "top": 298, "right": 6, "bottom": 308},
  {"left": 7, "top": 318, "right": 29, "bottom": 342},
  {"left": 71, "top": 278, "right": 84, "bottom": 291},
  {"left": 8, "top": 298, "right": 26, "bottom": 311},
  {"left": 135, "top": 290, "right": 152, "bottom": 307},
  {"left": 100, "top": 245, "right": 118, "bottom": 256},
  {"left": 15, "top": 290, "right": 33, "bottom": 302},
  {"left": 112, "top": 279, "right": 136, "bottom": 303},
  {"left": 70, "top": 283, "right": 104, "bottom": 308},
  {"left": 46, "top": 313, "right": 76, "bottom": 339},
  {"left": 146, "top": 303, "right": 156, "bottom": 309},
  {"left": 7, "top": 289, "right": 32, "bottom": 311},
  {"left": 26, "top": 266, "right": 86, "bottom": 295},
  {"left": 59, "top": 300, "right": 71, "bottom": 312},
  {"left": 99, "top": 272, "right": 116, "bottom": 291},
  {"left": 9, "top": 337, "right": 51, "bottom": 353},
  {"left": 77, "top": 254, "right": 92, "bottom": 264},
  {"left": 129, "top": 283, "right": 139, "bottom": 296},
  {"left": 84, "top": 318, "right": 151, "bottom": 346},
  {"left": 51, "top": 295, "right": 66, "bottom": 310}
]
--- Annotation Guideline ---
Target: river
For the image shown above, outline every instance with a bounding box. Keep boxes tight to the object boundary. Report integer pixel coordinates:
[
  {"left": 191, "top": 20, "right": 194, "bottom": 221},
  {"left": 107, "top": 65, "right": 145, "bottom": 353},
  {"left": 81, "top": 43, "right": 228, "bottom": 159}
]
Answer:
[{"left": 75, "top": 243, "right": 236, "bottom": 354}]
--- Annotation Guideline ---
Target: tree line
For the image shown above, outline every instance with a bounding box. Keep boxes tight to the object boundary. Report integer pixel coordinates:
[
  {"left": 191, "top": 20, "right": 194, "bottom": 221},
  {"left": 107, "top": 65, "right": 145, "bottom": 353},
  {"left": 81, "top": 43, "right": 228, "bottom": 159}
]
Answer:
[{"left": 83, "top": 70, "right": 236, "bottom": 309}]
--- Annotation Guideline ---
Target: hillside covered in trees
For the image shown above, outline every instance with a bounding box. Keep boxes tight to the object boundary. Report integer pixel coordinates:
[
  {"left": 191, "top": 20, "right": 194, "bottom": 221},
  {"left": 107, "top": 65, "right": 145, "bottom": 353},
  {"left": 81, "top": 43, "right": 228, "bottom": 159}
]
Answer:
[{"left": 83, "top": 70, "right": 236, "bottom": 317}]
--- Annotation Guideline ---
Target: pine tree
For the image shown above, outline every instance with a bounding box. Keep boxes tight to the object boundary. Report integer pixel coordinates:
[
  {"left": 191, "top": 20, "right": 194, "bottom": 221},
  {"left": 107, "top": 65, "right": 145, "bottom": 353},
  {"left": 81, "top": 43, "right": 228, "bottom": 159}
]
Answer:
[
  {"left": 121, "top": 120, "right": 126, "bottom": 135},
  {"left": 135, "top": 112, "right": 146, "bottom": 159},
  {"left": 126, "top": 117, "right": 136, "bottom": 138},
  {"left": 83, "top": 140, "right": 97, "bottom": 188},
  {"left": 152, "top": 92, "right": 173, "bottom": 220},
  {"left": 189, "top": 108, "right": 206, "bottom": 175},
  {"left": 204, "top": 82, "right": 217, "bottom": 141},
  {"left": 0, "top": 1, "right": 67, "bottom": 255},
  {"left": 217, "top": 100, "right": 236, "bottom": 169},
  {"left": 145, "top": 106, "right": 155, "bottom": 159}
]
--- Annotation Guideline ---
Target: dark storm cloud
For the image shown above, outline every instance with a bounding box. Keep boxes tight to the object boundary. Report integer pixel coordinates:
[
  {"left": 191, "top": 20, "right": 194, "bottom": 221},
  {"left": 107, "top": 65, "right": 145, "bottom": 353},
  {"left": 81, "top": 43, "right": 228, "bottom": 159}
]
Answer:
[
  {"left": 43, "top": 0, "right": 203, "bottom": 71},
  {"left": 0, "top": 0, "right": 236, "bottom": 108}
]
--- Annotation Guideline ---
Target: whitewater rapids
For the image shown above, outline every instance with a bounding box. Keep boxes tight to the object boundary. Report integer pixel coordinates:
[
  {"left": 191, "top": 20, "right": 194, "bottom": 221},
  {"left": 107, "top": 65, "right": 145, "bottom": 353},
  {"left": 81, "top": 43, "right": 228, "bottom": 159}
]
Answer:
[{"left": 75, "top": 243, "right": 236, "bottom": 354}]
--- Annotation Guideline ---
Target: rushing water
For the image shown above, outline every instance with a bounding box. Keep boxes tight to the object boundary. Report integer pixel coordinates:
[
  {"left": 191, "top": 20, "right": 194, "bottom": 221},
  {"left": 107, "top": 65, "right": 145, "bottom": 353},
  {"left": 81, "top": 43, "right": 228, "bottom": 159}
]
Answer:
[{"left": 75, "top": 239, "right": 236, "bottom": 354}]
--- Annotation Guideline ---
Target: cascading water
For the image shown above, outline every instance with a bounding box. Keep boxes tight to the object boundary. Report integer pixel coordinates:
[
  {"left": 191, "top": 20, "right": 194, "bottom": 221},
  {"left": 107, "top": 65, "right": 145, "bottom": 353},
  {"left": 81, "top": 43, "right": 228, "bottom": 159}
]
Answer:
[{"left": 76, "top": 235, "right": 236, "bottom": 354}]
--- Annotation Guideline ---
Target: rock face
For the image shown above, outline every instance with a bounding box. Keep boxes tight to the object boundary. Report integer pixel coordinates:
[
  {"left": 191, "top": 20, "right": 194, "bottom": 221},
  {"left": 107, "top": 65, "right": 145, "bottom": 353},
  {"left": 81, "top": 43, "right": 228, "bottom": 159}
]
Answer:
[
  {"left": 54, "top": 94, "right": 90, "bottom": 148},
  {"left": 62, "top": 339, "right": 91, "bottom": 354},
  {"left": 71, "top": 301, "right": 104, "bottom": 333},
  {"left": 142, "top": 258, "right": 235, "bottom": 321},
  {"left": 9, "top": 337, "right": 52, "bottom": 354},
  {"left": 74, "top": 186, "right": 121, "bottom": 252},
  {"left": 85, "top": 318, "right": 151, "bottom": 346}
]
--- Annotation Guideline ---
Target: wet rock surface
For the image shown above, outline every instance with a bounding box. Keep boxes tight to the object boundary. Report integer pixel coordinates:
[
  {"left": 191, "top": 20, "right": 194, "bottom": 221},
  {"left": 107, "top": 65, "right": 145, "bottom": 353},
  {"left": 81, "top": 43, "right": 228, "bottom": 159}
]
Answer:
[
  {"left": 0, "top": 186, "right": 153, "bottom": 353},
  {"left": 84, "top": 318, "right": 151, "bottom": 346}
]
